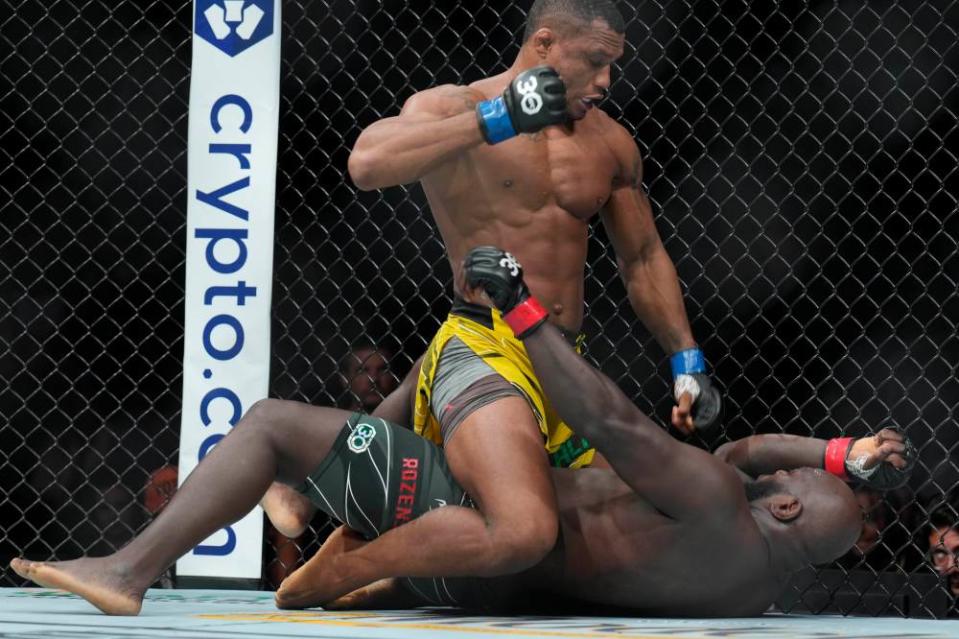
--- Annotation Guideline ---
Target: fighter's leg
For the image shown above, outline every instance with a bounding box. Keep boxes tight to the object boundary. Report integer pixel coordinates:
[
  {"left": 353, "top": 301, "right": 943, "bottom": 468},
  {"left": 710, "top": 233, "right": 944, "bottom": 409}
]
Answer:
[
  {"left": 442, "top": 396, "right": 559, "bottom": 574},
  {"left": 10, "top": 400, "right": 353, "bottom": 615},
  {"left": 262, "top": 482, "right": 317, "bottom": 538},
  {"left": 279, "top": 396, "right": 556, "bottom": 604}
]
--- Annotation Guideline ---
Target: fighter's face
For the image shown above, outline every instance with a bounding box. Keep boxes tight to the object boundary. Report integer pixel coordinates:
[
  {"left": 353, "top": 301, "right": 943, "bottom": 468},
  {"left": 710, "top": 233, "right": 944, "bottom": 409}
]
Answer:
[
  {"left": 744, "top": 473, "right": 788, "bottom": 502},
  {"left": 544, "top": 20, "right": 624, "bottom": 120},
  {"left": 344, "top": 348, "right": 396, "bottom": 411},
  {"left": 853, "top": 490, "right": 886, "bottom": 556},
  {"left": 928, "top": 527, "right": 959, "bottom": 597},
  {"left": 756, "top": 467, "right": 833, "bottom": 488},
  {"left": 751, "top": 467, "right": 827, "bottom": 498}
]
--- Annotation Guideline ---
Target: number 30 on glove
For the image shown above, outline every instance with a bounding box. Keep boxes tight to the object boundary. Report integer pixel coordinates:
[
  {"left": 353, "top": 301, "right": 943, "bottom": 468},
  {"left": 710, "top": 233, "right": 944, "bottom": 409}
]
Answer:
[{"left": 476, "top": 66, "right": 568, "bottom": 144}]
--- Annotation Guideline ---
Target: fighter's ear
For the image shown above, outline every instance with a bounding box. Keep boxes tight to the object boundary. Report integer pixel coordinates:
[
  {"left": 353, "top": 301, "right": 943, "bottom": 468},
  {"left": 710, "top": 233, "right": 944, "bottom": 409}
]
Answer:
[
  {"left": 531, "top": 27, "right": 556, "bottom": 57},
  {"left": 769, "top": 494, "right": 802, "bottom": 522}
]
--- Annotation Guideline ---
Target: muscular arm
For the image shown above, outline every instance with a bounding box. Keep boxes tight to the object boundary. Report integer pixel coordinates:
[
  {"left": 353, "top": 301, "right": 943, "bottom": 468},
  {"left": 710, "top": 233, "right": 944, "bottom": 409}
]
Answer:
[
  {"left": 521, "top": 322, "right": 740, "bottom": 520},
  {"left": 600, "top": 133, "right": 695, "bottom": 354},
  {"left": 348, "top": 86, "right": 486, "bottom": 190},
  {"left": 714, "top": 435, "right": 828, "bottom": 478}
]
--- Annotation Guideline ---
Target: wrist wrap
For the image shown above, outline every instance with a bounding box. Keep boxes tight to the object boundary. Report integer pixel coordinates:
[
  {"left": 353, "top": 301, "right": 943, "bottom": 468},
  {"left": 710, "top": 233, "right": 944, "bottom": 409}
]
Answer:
[
  {"left": 476, "top": 97, "right": 516, "bottom": 144},
  {"left": 503, "top": 298, "right": 548, "bottom": 338},
  {"left": 671, "top": 347, "right": 706, "bottom": 378},
  {"left": 825, "top": 437, "right": 855, "bottom": 481}
]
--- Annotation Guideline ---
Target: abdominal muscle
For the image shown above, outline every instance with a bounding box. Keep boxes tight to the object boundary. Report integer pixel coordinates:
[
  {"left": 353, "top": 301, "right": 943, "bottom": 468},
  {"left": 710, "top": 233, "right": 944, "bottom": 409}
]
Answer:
[{"left": 422, "top": 155, "right": 605, "bottom": 333}]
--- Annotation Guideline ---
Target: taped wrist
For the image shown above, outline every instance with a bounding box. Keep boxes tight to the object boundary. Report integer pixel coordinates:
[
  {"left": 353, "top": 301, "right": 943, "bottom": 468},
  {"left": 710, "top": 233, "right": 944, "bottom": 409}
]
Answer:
[
  {"left": 845, "top": 452, "right": 880, "bottom": 481},
  {"left": 670, "top": 347, "right": 706, "bottom": 378},
  {"left": 673, "top": 374, "right": 701, "bottom": 403},
  {"left": 503, "top": 298, "right": 548, "bottom": 339},
  {"left": 824, "top": 437, "right": 855, "bottom": 481},
  {"left": 476, "top": 97, "right": 516, "bottom": 144}
]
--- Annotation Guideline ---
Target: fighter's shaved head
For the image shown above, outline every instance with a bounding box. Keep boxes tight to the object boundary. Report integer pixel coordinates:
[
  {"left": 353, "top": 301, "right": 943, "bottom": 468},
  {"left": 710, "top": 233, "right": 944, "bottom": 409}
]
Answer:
[
  {"left": 792, "top": 471, "right": 862, "bottom": 564},
  {"left": 750, "top": 469, "right": 862, "bottom": 566},
  {"left": 523, "top": 0, "right": 625, "bottom": 42}
]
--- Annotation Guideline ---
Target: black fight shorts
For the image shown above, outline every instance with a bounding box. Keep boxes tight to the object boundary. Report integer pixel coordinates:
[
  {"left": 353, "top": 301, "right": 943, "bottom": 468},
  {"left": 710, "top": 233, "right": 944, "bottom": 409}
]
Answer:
[
  {"left": 296, "top": 413, "right": 470, "bottom": 536},
  {"left": 297, "top": 414, "right": 510, "bottom": 608}
]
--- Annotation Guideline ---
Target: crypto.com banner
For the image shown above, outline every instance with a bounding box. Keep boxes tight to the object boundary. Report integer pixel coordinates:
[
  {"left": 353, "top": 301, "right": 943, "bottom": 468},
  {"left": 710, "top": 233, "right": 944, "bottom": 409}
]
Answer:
[{"left": 178, "top": 0, "right": 280, "bottom": 579}]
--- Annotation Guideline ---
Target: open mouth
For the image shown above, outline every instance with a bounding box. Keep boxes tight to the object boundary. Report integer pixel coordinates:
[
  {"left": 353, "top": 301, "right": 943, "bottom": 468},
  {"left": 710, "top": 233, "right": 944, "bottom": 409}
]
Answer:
[{"left": 580, "top": 97, "right": 603, "bottom": 109}]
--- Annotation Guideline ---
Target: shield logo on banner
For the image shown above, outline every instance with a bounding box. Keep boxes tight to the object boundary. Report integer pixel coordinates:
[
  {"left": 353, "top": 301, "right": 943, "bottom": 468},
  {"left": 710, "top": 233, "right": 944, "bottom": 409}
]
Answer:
[{"left": 195, "top": 0, "right": 274, "bottom": 57}]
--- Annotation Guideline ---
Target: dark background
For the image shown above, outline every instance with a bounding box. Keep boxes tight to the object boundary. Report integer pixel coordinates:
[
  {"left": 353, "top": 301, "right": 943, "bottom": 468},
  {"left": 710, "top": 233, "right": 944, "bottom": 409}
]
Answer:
[{"left": 1, "top": 0, "right": 957, "bottom": 616}]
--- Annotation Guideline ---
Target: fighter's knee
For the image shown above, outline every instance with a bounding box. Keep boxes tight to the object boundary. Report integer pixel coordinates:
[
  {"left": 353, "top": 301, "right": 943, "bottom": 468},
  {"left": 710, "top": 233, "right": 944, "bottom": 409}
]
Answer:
[
  {"left": 239, "top": 399, "right": 300, "bottom": 438},
  {"left": 245, "top": 398, "right": 283, "bottom": 422},
  {"left": 235, "top": 399, "right": 293, "bottom": 446},
  {"left": 483, "top": 516, "right": 558, "bottom": 575}
]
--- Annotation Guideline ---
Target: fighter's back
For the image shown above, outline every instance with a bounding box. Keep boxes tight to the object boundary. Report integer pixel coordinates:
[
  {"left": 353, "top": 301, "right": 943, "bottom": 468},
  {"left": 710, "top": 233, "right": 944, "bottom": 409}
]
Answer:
[{"left": 538, "top": 467, "right": 782, "bottom": 617}]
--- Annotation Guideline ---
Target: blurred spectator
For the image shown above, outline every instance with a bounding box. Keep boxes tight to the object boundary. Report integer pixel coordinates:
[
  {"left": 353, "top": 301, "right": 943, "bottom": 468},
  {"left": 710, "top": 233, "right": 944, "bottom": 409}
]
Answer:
[
  {"left": 337, "top": 342, "right": 398, "bottom": 413},
  {"left": 22, "top": 428, "right": 146, "bottom": 561},
  {"left": 837, "top": 486, "right": 896, "bottom": 571},
  {"left": 853, "top": 487, "right": 890, "bottom": 558},
  {"left": 927, "top": 501, "right": 959, "bottom": 602},
  {"left": 144, "top": 465, "right": 178, "bottom": 517},
  {"left": 143, "top": 465, "right": 178, "bottom": 588}
]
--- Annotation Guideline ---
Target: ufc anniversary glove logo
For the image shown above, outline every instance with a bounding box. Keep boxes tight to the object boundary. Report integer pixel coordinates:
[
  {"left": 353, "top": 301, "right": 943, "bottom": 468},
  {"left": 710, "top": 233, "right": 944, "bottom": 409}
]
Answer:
[
  {"left": 477, "top": 66, "right": 564, "bottom": 144},
  {"left": 348, "top": 423, "right": 377, "bottom": 454},
  {"left": 499, "top": 253, "right": 522, "bottom": 276},
  {"left": 516, "top": 77, "right": 543, "bottom": 115}
]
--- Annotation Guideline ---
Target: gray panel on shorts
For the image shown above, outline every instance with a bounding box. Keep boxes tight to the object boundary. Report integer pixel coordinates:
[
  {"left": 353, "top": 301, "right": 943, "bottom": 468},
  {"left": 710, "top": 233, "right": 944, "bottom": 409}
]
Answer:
[
  {"left": 430, "top": 336, "right": 497, "bottom": 417},
  {"left": 430, "top": 336, "right": 526, "bottom": 441}
]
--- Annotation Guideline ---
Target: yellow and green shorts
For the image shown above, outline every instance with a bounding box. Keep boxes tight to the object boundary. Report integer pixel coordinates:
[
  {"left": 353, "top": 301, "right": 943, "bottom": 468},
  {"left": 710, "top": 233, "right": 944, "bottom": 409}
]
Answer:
[{"left": 413, "top": 298, "right": 595, "bottom": 469}]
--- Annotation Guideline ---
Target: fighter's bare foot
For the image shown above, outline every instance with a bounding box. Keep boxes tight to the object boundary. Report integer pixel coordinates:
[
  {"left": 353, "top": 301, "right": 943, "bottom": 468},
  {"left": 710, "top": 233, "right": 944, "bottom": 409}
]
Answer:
[
  {"left": 261, "top": 483, "right": 316, "bottom": 538},
  {"left": 10, "top": 557, "right": 144, "bottom": 616},
  {"left": 324, "top": 578, "right": 419, "bottom": 610},
  {"left": 275, "top": 526, "right": 370, "bottom": 609}
]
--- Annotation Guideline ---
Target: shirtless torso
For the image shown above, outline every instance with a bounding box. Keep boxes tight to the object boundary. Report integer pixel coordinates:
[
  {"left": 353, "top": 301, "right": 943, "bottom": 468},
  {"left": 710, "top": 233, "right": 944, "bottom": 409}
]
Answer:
[
  {"left": 533, "top": 467, "right": 780, "bottom": 617},
  {"left": 421, "top": 74, "right": 632, "bottom": 333}
]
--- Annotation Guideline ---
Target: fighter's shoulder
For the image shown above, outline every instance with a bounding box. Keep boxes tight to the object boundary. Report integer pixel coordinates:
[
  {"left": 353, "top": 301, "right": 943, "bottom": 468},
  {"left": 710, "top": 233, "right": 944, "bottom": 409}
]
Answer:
[
  {"left": 400, "top": 84, "right": 486, "bottom": 118},
  {"left": 686, "top": 448, "right": 753, "bottom": 519},
  {"left": 592, "top": 114, "right": 642, "bottom": 179}
]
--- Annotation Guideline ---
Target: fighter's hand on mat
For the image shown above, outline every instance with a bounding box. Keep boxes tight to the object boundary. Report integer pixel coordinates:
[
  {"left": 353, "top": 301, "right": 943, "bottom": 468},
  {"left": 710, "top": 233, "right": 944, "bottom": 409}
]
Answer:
[
  {"left": 476, "top": 66, "right": 567, "bottom": 144},
  {"left": 461, "top": 245, "right": 548, "bottom": 339},
  {"left": 845, "top": 427, "right": 917, "bottom": 490},
  {"left": 672, "top": 373, "right": 722, "bottom": 434}
]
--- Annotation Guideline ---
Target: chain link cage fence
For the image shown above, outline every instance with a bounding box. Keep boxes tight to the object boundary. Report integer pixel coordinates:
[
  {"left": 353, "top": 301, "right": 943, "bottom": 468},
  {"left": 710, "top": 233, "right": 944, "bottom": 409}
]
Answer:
[{"left": 1, "top": 0, "right": 958, "bottom": 618}]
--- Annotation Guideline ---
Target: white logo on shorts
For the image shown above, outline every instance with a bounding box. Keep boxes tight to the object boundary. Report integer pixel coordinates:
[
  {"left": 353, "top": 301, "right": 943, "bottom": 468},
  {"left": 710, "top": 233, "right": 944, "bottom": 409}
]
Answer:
[
  {"left": 347, "top": 423, "right": 376, "bottom": 454},
  {"left": 499, "top": 253, "right": 521, "bottom": 277},
  {"left": 516, "top": 77, "right": 543, "bottom": 115},
  {"left": 433, "top": 498, "right": 447, "bottom": 508}
]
